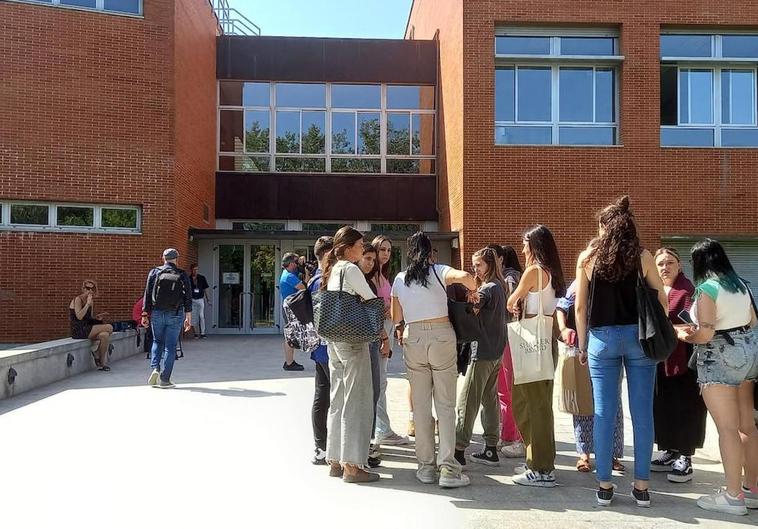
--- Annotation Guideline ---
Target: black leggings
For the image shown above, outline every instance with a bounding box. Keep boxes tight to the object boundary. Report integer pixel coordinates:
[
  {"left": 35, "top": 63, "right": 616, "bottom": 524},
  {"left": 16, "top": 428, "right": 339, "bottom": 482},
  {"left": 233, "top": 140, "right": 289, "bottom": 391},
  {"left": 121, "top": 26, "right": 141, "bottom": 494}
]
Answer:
[{"left": 313, "top": 361, "right": 331, "bottom": 451}]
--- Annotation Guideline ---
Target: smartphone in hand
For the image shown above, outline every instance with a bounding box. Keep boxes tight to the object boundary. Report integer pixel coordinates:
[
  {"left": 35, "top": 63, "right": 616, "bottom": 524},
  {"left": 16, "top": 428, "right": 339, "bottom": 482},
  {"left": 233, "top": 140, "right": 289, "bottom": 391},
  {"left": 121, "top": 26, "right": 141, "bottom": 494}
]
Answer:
[{"left": 677, "top": 310, "right": 694, "bottom": 325}]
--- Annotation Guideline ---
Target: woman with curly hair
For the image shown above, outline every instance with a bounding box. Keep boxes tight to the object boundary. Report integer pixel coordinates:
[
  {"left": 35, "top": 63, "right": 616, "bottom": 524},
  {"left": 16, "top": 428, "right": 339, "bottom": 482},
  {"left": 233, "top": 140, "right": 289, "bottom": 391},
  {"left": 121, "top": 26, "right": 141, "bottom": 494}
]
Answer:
[{"left": 574, "top": 196, "right": 668, "bottom": 507}]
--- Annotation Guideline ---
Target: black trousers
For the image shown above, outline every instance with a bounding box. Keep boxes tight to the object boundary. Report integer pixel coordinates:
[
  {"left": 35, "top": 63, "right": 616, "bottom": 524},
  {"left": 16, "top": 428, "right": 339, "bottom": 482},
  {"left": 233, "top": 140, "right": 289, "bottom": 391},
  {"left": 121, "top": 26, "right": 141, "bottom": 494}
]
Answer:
[
  {"left": 653, "top": 366, "right": 707, "bottom": 456},
  {"left": 313, "top": 361, "right": 331, "bottom": 451}
]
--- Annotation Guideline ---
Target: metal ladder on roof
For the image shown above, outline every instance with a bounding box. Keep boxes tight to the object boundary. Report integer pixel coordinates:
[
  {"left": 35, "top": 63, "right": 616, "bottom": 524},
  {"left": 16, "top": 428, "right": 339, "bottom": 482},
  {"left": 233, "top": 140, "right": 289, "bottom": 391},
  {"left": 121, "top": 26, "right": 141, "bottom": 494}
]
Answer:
[{"left": 213, "top": 0, "right": 261, "bottom": 36}]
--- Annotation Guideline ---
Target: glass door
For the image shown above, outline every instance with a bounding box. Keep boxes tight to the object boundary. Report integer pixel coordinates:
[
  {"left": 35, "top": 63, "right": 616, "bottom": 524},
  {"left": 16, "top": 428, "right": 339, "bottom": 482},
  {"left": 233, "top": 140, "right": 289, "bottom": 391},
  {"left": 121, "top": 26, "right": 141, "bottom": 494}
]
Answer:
[
  {"left": 218, "top": 244, "right": 245, "bottom": 330},
  {"left": 249, "top": 244, "right": 277, "bottom": 332}
]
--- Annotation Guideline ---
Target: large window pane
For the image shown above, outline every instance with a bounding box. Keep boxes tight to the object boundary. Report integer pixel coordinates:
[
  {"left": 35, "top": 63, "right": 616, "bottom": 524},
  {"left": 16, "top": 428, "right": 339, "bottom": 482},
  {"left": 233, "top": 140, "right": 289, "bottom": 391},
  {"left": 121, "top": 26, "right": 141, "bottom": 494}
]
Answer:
[
  {"left": 301, "top": 111, "right": 325, "bottom": 154},
  {"left": 517, "top": 68, "right": 551, "bottom": 122},
  {"left": 387, "top": 113, "right": 411, "bottom": 155},
  {"left": 57, "top": 206, "right": 93, "bottom": 227},
  {"left": 219, "top": 110, "right": 243, "bottom": 153},
  {"left": 331, "top": 158, "right": 381, "bottom": 173},
  {"left": 103, "top": 0, "right": 140, "bottom": 13},
  {"left": 596, "top": 68, "right": 615, "bottom": 123},
  {"left": 722, "top": 70, "right": 755, "bottom": 125},
  {"left": 496, "top": 36, "right": 550, "bottom": 55},
  {"left": 219, "top": 81, "right": 242, "bottom": 106},
  {"left": 387, "top": 86, "right": 435, "bottom": 110},
  {"left": 10, "top": 204, "right": 49, "bottom": 225},
  {"left": 412, "top": 114, "right": 435, "bottom": 155},
  {"left": 245, "top": 110, "right": 269, "bottom": 153},
  {"left": 243, "top": 83, "right": 269, "bottom": 107},
  {"left": 276, "top": 111, "right": 300, "bottom": 153},
  {"left": 560, "top": 37, "right": 616, "bottom": 56},
  {"left": 559, "top": 68, "right": 593, "bottom": 122},
  {"left": 495, "top": 126, "right": 552, "bottom": 145},
  {"left": 357, "top": 112, "right": 380, "bottom": 155},
  {"left": 661, "top": 128, "right": 714, "bottom": 147},
  {"left": 331, "top": 112, "right": 355, "bottom": 154},
  {"left": 495, "top": 68, "right": 515, "bottom": 121},
  {"left": 660, "top": 35, "right": 713, "bottom": 58},
  {"left": 722, "top": 129, "right": 758, "bottom": 147},
  {"left": 679, "top": 69, "right": 713, "bottom": 124},
  {"left": 102, "top": 208, "right": 137, "bottom": 229},
  {"left": 60, "top": 0, "right": 97, "bottom": 7},
  {"left": 275, "top": 83, "right": 325, "bottom": 108},
  {"left": 332, "top": 85, "right": 381, "bottom": 109},
  {"left": 722, "top": 36, "right": 758, "bottom": 59},
  {"left": 559, "top": 127, "right": 615, "bottom": 145},
  {"left": 660, "top": 66, "right": 678, "bottom": 126}
]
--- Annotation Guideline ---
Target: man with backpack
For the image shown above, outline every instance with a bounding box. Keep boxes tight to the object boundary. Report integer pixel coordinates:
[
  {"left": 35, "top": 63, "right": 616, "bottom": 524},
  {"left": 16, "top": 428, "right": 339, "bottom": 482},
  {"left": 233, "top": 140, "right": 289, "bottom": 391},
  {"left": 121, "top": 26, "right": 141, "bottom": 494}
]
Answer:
[
  {"left": 140, "top": 248, "right": 192, "bottom": 388},
  {"left": 280, "top": 252, "right": 306, "bottom": 371}
]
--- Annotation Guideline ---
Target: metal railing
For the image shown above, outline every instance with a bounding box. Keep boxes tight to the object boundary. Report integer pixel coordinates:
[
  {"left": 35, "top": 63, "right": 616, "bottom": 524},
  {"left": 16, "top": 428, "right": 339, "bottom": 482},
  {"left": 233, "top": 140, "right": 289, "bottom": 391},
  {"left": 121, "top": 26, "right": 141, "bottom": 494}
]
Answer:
[{"left": 213, "top": 0, "right": 261, "bottom": 36}]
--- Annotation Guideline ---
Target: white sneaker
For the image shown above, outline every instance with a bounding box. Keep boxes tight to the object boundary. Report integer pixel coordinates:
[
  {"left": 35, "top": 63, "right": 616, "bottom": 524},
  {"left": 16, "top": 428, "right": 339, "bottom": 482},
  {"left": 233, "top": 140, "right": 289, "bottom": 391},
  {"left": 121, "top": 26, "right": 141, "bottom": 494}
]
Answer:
[
  {"left": 513, "top": 469, "right": 557, "bottom": 488},
  {"left": 697, "top": 491, "right": 748, "bottom": 516},
  {"left": 500, "top": 441, "right": 526, "bottom": 458},
  {"left": 514, "top": 463, "right": 527, "bottom": 474},
  {"left": 439, "top": 467, "right": 471, "bottom": 488},
  {"left": 741, "top": 485, "right": 758, "bottom": 509},
  {"left": 416, "top": 466, "right": 437, "bottom": 484},
  {"left": 376, "top": 432, "right": 411, "bottom": 446},
  {"left": 147, "top": 369, "right": 160, "bottom": 386}
]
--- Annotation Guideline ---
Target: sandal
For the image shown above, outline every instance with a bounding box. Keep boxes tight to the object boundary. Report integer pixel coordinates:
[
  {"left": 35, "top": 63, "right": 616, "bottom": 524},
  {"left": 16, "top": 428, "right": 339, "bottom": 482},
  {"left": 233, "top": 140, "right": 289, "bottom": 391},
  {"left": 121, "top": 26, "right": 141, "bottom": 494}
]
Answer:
[
  {"left": 612, "top": 458, "right": 625, "bottom": 472},
  {"left": 98, "top": 365, "right": 111, "bottom": 372},
  {"left": 576, "top": 456, "right": 592, "bottom": 473}
]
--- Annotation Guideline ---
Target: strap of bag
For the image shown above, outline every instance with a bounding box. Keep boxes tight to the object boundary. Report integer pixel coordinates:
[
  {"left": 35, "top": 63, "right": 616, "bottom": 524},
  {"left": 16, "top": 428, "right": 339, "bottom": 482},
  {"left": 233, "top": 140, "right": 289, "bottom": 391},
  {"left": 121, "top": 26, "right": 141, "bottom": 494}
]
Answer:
[
  {"left": 338, "top": 267, "right": 345, "bottom": 296},
  {"left": 742, "top": 277, "right": 758, "bottom": 319},
  {"left": 431, "top": 265, "right": 452, "bottom": 300}
]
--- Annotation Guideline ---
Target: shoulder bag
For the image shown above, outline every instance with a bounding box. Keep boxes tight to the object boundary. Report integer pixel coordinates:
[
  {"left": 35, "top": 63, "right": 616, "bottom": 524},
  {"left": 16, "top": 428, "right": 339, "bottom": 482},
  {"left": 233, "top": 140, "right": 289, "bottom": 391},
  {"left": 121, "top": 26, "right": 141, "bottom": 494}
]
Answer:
[{"left": 636, "top": 257, "right": 678, "bottom": 362}]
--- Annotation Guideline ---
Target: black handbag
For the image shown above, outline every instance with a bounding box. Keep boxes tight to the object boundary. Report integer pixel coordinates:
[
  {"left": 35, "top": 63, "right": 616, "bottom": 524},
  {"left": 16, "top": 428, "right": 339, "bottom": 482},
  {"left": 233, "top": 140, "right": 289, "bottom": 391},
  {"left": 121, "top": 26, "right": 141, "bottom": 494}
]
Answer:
[
  {"left": 432, "top": 266, "right": 481, "bottom": 344},
  {"left": 636, "top": 261, "right": 678, "bottom": 362},
  {"left": 313, "top": 268, "right": 385, "bottom": 344},
  {"left": 284, "top": 276, "right": 317, "bottom": 324}
]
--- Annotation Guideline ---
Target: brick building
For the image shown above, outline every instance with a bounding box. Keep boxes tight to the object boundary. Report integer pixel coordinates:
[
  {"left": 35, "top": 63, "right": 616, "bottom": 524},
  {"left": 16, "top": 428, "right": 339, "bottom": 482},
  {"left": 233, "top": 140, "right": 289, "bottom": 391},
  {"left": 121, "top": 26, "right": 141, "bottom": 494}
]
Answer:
[{"left": 2, "top": 0, "right": 758, "bottom": 343}]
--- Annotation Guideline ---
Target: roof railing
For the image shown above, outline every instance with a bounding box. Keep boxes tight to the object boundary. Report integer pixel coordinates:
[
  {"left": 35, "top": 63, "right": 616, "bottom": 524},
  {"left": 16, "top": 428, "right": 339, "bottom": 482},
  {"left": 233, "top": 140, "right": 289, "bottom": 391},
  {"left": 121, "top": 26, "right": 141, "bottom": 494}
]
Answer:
[{"left": 213, "top": 0, "right": 261, "bottom": 36}]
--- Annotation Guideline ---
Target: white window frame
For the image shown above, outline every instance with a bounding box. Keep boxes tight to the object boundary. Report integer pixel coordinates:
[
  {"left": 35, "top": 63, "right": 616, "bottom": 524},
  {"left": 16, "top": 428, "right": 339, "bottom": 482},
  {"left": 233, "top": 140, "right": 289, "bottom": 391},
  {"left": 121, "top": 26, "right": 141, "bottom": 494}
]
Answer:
[
  {"left": 0, "top": 200, "right": 141, "bottom": 234},
  {"left": 6, "top": 0, "right": 143, "bottom": 17},
  {"left": 217, "top": 82, "right": 436, "bottom": 175}
]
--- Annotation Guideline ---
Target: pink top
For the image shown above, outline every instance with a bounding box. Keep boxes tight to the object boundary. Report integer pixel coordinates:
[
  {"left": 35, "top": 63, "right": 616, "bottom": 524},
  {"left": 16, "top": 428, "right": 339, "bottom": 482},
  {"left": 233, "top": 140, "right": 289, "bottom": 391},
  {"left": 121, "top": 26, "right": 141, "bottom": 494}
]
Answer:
[{"left": 376, "top": 274, "right": 392, "bottom": 309}]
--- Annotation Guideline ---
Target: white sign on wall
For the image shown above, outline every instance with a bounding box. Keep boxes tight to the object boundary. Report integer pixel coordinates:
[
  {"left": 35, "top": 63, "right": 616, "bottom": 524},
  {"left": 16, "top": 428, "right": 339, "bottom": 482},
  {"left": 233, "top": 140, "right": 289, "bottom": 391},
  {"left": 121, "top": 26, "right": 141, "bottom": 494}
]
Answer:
[{"left": 223, "top": 272, "right": 240, "bottom": 285}]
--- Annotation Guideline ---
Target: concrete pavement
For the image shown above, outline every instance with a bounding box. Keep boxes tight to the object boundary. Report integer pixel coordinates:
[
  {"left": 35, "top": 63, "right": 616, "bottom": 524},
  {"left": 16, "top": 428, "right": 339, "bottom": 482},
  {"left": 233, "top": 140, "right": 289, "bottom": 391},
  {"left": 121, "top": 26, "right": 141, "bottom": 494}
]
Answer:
[{"left": 0, "top": 336, "right": 754, "bottom": 529}]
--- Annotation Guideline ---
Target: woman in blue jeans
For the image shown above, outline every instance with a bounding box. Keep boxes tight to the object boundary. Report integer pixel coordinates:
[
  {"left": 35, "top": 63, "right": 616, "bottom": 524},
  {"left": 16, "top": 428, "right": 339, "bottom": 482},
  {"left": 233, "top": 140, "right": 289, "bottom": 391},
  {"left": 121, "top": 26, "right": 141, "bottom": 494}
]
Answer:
[{"left": 574, "top": 196, "right": 668, "bottom": 507}]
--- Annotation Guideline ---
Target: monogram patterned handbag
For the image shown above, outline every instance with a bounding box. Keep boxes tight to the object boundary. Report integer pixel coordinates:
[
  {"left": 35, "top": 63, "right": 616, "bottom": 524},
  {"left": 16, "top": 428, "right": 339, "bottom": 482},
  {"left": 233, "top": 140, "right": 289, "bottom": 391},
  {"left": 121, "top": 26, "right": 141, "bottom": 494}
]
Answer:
[{"left": 313, "top": 268, "right": 385, "bottom": 344}]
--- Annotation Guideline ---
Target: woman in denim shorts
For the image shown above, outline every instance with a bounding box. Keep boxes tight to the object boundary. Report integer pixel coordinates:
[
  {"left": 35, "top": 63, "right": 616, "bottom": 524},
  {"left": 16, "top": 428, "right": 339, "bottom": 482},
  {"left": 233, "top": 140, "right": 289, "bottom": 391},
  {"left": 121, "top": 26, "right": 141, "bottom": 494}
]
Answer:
[{"left": 676, "top": 239, "right": 758, "bottom": 516}]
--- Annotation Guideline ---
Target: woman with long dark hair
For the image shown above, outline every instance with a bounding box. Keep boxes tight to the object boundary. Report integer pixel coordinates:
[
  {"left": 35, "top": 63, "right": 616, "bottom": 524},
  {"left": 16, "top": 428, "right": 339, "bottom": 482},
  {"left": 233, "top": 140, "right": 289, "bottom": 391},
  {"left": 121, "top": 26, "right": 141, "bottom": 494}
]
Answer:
[
  {"left": 650, "top": 247, "right": 707, "bottom": 483},
  {"left": 575, "top": 196, "right": 667, "bottom": 507},
  {"left": 391, "top": 232, "right": 476, "bottom": 488},
  {"left": 506, "top": 225, "right": 566, "bottom": 487},
  {"left": 322, "top": 226, "right": 384, "bottom": 484},
  {"left": 676, "top": 239, "right": 758, "bottom": 515},
  {"left": 454, "top": 247, "right": 508, "bottom": 467}
]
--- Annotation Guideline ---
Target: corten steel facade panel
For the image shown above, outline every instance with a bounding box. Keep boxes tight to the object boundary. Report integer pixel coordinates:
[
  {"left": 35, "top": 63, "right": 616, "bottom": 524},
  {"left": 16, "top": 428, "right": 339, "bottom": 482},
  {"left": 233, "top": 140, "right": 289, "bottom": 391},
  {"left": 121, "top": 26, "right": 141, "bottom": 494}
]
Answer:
[
  {"left": 0, "top": 0, "right": 217, "bottom": 342},
  {"left": 216, "top": 173, "right": 437, "bottom": 221},
  {"left": 408, "top": 0, "right": 758, "bottom": 270},
  {"left": 217, "top": 35, "right": 438, "bottom": 84}
]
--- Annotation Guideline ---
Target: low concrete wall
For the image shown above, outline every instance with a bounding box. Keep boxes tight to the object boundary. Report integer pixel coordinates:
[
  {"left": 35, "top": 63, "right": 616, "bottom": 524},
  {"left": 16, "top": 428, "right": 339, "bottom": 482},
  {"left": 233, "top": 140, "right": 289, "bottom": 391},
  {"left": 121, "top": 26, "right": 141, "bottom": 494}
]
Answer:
[{"left": 0, "top": 330, "right": 138, "bottom": 400}]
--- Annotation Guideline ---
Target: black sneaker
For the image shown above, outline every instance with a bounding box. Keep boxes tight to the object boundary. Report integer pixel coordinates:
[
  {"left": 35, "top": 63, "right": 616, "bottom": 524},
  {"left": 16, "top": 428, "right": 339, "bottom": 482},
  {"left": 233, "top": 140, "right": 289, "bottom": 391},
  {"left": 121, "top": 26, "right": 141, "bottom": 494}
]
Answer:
[
  {"left": 596, "top": 484, "right": 616, "bottom": 506},
  {"left": 454, "top": 449, "right": 467, "bottom": 466},
  {"left": 312, "top": 448, "right": 327, "bottom": 465},
  {"left": 367, "top": 455, "right": 382, "bottom": 468},
  {"left": 470, "top": 446, "right": 500, "bottom": 467},
  {"left": 283, "top": 361, "right": 304, "bottom": 371},
  {"left": 650, "top": 450, "right": 678, "bottom": 472},
  {"left": 667, "top": 456, "right": 693, "bottom": 483},
  {"left": 632, "top": 487, "right": 651, "bottom": 507}
]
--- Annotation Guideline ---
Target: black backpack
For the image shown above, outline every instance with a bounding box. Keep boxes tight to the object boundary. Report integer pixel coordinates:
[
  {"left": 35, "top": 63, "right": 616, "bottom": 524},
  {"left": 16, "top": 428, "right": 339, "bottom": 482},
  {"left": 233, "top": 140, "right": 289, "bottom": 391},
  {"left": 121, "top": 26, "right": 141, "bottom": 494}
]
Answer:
[{"left": 152, "top": 265, "right": 186, "bottom": 311}]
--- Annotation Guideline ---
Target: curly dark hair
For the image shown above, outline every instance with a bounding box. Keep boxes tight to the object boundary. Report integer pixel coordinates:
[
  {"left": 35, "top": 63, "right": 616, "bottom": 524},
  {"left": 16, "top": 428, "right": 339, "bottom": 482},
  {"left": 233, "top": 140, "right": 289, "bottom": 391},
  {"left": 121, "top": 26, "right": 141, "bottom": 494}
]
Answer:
[
  {"left": 585, "top": 195, "right": 642, "bottom": 282},
  {"left": 404, "top": 231, "right": 434, "bottom": 287},
  {"left": 523, "top": 225, "right": 566, "bottom": 297}
]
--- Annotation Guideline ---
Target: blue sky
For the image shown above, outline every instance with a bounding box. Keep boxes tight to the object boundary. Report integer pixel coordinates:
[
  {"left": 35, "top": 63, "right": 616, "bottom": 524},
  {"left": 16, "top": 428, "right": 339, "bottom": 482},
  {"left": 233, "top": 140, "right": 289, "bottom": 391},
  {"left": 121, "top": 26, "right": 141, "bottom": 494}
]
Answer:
[{"left": 233, "top": 0, "right": 414, "bottom": 39}]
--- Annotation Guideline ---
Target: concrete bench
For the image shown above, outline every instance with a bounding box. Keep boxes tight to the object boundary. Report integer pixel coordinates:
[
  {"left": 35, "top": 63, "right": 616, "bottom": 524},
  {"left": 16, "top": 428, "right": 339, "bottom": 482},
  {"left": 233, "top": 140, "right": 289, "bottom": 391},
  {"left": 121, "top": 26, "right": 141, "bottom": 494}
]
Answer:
[{"left": 0, "top": 330, "right": 138, "bottom": 400}]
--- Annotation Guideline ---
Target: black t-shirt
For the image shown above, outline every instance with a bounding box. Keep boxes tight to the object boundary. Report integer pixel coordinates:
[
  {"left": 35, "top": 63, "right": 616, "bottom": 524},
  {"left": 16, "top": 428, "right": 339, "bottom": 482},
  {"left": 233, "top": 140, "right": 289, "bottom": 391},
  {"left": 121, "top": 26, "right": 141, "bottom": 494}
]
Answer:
[{"left": 190, "top": 274, "right": 209, "bottom": 300}]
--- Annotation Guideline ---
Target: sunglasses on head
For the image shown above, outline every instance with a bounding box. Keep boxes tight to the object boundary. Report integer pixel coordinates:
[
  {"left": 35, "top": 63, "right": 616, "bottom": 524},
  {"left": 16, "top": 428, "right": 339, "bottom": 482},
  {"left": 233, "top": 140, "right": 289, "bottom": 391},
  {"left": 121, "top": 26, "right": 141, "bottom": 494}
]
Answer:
[{"left": 84, "top": 285, "right": 95, "bottom": 290}]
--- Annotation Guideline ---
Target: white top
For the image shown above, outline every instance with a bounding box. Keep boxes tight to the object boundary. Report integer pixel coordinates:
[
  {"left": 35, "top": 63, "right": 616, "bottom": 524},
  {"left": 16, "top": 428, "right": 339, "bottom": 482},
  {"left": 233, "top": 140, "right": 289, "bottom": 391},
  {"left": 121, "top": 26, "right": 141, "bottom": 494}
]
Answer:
[
  {"left": 690, "top": 278, "right": 753, "bottom": 330},
  {"left": 392, "top": 264, "right": 452, "bottom": 323},
  {"left": 326, "top": 260, "right": 377, "bottom": 300},
  {"left": 524, "top": 268, "right": 558, "bottom": 315}
]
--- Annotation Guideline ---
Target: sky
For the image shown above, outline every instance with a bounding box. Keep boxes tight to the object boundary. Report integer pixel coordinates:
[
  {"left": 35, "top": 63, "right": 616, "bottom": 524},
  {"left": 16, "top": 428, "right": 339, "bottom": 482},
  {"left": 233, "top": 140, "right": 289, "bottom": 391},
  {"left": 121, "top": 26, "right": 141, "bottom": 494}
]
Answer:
[{"left": 232, "top": 0, "right": 415, "bottom": 39}]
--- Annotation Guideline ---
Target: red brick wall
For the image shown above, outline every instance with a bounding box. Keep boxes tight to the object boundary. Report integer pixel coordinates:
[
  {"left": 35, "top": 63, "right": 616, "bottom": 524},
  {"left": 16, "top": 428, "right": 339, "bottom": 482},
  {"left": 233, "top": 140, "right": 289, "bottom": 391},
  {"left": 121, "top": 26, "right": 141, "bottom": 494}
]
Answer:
[
  {"left": 412, "top": 0, "right": 758, "bottom": 272},
  {"left": 0, "top": 0, "right": 216, "bottom": 343}
]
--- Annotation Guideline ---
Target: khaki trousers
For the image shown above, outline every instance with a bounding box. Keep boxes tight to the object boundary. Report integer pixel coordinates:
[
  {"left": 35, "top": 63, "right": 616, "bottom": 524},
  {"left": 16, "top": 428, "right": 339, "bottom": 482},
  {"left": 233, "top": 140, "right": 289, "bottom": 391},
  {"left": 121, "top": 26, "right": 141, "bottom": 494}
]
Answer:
[
  {"left": 512, "top": 379, "right": 556, "bottom": 472},
  {"left": 403, "top": 321, "right": 460, "bottom": 472}
]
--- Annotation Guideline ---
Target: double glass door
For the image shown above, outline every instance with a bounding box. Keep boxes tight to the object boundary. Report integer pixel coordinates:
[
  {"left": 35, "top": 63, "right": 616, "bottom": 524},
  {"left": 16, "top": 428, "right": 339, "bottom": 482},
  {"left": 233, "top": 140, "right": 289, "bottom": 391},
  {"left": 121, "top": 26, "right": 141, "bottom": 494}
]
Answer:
[{"left": 217, "top": 243, "right": 278, "bottom": 334}]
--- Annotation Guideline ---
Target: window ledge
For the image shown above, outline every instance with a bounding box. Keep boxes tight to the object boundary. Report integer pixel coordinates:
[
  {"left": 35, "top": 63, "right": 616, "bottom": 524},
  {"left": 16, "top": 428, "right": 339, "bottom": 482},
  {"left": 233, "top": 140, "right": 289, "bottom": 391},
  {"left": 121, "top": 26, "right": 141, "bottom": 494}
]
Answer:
[
  {"left": 0, "top": 226, "right": 141, "bottom": 235},
  {"left": 1, "top": 0, "right": 144, "bottom": 18},
  {"left": 494, "top": 143, "right": 624, "bottom": 148},
  {"left": 661, "top": 145, "right": 758, "bottom": 149},
  {"left": 495, "top": 54, "right": 624, "bottom": 63}
]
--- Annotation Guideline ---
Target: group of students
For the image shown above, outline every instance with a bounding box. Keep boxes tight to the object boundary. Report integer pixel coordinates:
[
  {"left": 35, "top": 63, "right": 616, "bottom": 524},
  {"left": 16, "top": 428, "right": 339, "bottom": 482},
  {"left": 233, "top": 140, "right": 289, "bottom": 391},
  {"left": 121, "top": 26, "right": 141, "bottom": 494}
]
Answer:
[{"left": 301, "top": 195, "right": 758, "bottom": 516}]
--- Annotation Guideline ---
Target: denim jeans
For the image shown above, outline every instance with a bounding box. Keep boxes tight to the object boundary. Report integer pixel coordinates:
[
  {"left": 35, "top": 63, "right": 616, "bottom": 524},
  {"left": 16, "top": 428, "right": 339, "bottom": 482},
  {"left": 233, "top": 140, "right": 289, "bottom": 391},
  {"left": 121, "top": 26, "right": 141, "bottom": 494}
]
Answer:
[
  {"left": 588, "top": 324, "right": 657, "bottom": 482},
  {"left": 150, "top": 308, "right": 184, "bottom": 382}
]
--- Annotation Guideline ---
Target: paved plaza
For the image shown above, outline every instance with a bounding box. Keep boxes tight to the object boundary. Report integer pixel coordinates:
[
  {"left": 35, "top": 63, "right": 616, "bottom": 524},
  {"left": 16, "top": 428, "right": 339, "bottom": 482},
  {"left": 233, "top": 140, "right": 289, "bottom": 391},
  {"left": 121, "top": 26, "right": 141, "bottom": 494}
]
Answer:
[{"left": 0, "top": 336, "right": 754, "bottom": 529}]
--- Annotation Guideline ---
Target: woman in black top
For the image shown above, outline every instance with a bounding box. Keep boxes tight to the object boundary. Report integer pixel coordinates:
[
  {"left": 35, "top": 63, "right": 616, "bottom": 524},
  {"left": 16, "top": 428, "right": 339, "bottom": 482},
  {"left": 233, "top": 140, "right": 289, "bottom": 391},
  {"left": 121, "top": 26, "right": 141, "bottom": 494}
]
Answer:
[
  {"left": 69, "top": 279, "right": 113, "bottom": 371},
  {"left": 574, "top": 196, "right": 667, "bottom": 507}
]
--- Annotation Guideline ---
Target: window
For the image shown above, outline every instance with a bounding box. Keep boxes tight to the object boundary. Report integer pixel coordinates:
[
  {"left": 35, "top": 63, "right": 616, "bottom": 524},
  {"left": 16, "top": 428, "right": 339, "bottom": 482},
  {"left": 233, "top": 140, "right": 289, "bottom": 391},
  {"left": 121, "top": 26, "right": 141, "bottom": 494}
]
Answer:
[
  {"left": 494, "top": 30, "right": 621, "bottom": 145},
  {"left": 0, "top": 202, "right": 140, "bottom": 233},
  {"left": 661, "top": 33, "right": 758, "bottom": 147},
  {"left": 218, "top": 82, "right": 436, "bottom": 174},
  {"left": 18, "top": 0, "right": 141, "bottom": 15}
]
